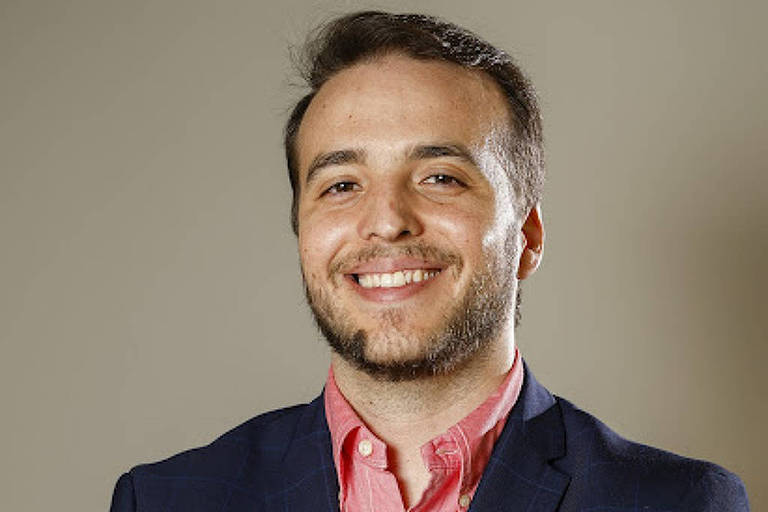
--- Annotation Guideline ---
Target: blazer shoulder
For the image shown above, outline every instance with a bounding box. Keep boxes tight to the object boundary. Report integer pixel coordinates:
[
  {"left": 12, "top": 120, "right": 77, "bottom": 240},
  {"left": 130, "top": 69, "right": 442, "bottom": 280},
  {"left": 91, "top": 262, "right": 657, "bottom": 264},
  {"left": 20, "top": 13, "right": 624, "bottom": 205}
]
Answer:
[
  {"left": 677, "top": 462, "right": 750, "bottom": 511},
  {"left": 117, "top": 396, "right": 328, "bottom": 510},
  {"left": 555, "top": 397, "right": 749, "bottom": 510}
]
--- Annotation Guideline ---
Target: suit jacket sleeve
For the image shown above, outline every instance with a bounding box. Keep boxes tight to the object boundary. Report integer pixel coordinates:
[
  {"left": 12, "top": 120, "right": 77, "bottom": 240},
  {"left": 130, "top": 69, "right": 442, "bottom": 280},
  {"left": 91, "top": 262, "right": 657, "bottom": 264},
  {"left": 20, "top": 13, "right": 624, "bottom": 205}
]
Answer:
[
  {"left": 109, "top": 473, "right": 137, "bottom": 512},
  {"left": 678, "top": 466, "right": 750, "bottom": 511}
]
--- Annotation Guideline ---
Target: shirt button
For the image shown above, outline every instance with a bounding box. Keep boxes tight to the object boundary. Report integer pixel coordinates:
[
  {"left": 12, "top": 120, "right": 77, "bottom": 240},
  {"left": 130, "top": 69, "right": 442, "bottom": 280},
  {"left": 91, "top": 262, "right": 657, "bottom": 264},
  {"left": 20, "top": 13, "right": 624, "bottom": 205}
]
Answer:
[
  {"left": 459, "top": 494, "right": 471, "bottom": 508},
  {"left": 358, "top": 439, "right": 373, "bottom": 457}
]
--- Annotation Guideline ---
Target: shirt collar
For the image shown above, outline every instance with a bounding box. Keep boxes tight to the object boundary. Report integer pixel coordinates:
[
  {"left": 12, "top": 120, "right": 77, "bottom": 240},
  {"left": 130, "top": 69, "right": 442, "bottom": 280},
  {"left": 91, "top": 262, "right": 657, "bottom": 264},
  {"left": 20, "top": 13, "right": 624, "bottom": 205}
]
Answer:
[{"left": 324, "top": 349, "right": 525, "bottom": 496}]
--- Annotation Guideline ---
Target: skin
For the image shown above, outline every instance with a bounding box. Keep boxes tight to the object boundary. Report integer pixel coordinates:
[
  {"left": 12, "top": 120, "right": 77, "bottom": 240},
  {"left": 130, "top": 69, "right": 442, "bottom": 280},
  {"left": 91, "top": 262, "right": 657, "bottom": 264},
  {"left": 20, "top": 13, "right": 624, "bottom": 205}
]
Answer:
[{"left": 296, "top": 53, "right": 544, "bottom": 507}]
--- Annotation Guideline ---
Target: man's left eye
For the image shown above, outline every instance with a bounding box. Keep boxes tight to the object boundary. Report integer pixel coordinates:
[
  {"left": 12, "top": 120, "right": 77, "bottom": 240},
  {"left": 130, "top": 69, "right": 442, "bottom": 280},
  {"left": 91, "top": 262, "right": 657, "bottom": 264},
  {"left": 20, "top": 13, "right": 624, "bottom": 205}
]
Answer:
[{"left": 422, "top": 174, "right": 464, "bottom": 186}]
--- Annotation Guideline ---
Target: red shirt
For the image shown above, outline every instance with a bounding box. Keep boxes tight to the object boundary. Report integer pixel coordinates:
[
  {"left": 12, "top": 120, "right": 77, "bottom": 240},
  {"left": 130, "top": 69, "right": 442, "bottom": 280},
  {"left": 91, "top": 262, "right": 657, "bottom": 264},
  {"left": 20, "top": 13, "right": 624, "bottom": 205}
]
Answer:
[{"left": 323, "top": 350, "right": 524, "bottom": 512}]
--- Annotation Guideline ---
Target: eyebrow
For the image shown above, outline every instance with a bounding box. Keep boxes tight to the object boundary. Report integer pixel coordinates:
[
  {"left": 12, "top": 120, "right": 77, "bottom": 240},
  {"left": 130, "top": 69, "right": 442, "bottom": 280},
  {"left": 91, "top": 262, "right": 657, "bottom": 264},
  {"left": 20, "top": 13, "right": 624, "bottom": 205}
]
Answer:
[
  {"left": 303, "top": 142, "right": 478, "bottom": 186},
  {"left": 408, "top": 143, "right": 478, "bottom": 167},
  {"left": 305, "top": 149, "right": 365, "bottom": 186}
]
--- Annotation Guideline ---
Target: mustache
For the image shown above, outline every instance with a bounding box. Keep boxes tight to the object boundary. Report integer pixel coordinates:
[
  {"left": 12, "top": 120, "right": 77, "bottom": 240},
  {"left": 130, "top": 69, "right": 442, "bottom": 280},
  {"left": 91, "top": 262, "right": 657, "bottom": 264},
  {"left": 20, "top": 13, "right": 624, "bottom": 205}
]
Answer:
[{"left": 329, "top": 243, "right": 463, "bottom": 276}]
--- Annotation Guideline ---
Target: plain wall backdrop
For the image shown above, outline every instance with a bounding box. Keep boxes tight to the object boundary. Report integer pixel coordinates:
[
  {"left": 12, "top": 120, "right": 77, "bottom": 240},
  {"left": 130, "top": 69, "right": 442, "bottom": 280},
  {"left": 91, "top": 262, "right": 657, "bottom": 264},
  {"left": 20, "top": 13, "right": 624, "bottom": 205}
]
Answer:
[{"left": 1, "top": 0, "right": 766, "bottom": 510}]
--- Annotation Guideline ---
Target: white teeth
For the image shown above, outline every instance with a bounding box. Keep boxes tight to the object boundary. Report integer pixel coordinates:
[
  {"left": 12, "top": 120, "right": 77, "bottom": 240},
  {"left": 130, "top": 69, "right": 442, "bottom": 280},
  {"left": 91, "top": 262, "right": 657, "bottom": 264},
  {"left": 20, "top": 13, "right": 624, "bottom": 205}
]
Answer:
[{"left": 356, "top": 269, "right": 439, "bottom": 289}]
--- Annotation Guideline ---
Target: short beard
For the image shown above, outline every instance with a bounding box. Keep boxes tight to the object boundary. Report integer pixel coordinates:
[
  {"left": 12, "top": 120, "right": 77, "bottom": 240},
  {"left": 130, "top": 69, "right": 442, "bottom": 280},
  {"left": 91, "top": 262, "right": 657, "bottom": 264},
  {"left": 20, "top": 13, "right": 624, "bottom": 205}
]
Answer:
[{"left": 303, "top": 245, "right": 518, "bottom": 382}]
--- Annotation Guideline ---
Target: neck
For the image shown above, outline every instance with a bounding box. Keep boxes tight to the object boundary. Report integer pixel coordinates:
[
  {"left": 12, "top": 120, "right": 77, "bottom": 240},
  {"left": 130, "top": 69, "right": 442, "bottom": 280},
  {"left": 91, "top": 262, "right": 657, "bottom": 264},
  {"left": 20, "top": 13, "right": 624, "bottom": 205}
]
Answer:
[{"left": 330, "top": 334, "right": 516, "bottom": 448}]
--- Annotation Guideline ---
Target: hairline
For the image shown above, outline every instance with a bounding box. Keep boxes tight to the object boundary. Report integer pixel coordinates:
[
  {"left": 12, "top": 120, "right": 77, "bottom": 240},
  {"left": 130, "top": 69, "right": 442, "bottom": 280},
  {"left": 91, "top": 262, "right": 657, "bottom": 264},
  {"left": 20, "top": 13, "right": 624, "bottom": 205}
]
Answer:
[{"left": 286, "top": 50, "right": 525, "bottom": 234}]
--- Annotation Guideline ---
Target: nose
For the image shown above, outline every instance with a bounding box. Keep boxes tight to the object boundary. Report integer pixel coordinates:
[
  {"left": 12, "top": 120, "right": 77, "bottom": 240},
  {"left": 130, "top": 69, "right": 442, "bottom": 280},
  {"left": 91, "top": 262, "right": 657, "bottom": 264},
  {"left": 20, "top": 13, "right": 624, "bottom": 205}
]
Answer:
[{"left": 356, "top": 183, "right": 424, "bottom": 242}]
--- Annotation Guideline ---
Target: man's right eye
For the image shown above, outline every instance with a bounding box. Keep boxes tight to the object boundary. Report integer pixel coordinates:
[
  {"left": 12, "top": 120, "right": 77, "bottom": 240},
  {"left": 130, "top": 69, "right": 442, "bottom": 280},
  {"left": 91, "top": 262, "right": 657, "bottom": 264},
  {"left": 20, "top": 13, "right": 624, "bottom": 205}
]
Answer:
[{"left": 323, "top": 181, "right": 359, "bottom": 195}]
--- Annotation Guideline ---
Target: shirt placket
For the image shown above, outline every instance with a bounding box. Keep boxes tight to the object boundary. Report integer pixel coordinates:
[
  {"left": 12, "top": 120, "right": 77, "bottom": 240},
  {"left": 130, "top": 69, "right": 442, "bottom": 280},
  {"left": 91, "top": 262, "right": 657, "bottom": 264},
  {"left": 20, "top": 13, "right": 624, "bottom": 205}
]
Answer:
[
  {"left": 346, "top": 427, "right": 405, "bottom": 512},
  {"left": 411, "top": 431, "right": 464, "bottom": 512}
]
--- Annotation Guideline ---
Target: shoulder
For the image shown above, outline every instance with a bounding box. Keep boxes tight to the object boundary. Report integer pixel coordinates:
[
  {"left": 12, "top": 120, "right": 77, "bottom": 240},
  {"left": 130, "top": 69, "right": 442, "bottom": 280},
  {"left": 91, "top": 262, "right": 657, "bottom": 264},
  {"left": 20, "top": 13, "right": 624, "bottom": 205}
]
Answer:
[
  {"left": 110, "top": 397, "right": 329, "bottom": 511},
  {"left": 555, "top": 397, "right": 749, "bottom": 511},
  {"left": 133, "top": 400, "right": 318, "bottom": 478}
]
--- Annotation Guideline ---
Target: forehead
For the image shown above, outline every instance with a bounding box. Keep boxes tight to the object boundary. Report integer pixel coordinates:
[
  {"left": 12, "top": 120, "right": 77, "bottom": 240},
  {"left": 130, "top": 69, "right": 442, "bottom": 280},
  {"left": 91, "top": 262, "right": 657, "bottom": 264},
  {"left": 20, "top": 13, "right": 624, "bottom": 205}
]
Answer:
[{"left": 296, "top": 54, "right": 511, "bottom": 172}]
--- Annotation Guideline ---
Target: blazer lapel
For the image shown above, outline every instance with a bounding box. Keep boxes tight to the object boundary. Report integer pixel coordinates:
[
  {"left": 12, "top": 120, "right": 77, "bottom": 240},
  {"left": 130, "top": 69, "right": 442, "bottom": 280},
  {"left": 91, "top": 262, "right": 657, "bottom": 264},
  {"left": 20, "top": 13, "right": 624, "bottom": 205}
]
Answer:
[
  {"left": 268, "top": 365, "right": 569, "bottom": 512},
  {"left": 268, "top": 394, "right": 340, "bottom": 512},
  {"left": 470, "top": 363, "right": 570, "bottom": 512}
]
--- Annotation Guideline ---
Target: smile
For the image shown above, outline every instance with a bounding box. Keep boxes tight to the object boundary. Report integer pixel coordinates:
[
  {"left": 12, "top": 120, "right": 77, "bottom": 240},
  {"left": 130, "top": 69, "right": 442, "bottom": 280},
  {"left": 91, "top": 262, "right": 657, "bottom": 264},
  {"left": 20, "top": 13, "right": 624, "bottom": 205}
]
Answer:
[{"left": 353, "top": 269, "right": 441, "bottom": 289}]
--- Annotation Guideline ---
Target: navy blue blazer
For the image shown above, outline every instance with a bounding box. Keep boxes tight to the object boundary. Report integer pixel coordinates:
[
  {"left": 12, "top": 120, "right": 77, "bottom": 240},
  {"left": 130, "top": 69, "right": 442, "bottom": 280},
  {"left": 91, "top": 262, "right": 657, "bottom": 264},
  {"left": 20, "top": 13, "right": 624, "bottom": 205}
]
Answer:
[{"left": 110, "top": 365, "right": 749, "bottom": 511}]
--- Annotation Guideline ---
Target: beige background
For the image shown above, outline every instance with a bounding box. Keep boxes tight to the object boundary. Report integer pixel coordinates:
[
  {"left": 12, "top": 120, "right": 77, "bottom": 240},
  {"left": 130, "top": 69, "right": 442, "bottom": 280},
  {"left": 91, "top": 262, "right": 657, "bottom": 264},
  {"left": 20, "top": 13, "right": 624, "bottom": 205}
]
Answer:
[{"left": 1, "top": 0, "right": 766, "bottom": 510}]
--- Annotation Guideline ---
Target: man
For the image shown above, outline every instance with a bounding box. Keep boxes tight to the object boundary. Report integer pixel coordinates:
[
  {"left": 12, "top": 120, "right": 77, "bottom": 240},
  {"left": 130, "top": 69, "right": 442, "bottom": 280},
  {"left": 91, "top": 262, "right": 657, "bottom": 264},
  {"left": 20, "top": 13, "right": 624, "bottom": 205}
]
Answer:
[{"left": 110, "top": 11, "right": 749, "bottom": 511}]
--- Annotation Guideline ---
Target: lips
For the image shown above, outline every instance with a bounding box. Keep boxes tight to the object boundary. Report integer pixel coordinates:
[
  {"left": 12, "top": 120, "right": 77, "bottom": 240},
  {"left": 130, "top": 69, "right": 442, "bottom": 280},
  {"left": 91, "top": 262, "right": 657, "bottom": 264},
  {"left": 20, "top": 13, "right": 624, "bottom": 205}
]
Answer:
[{"left": 340, "top": 256, "right": 446, "bottom": 302}]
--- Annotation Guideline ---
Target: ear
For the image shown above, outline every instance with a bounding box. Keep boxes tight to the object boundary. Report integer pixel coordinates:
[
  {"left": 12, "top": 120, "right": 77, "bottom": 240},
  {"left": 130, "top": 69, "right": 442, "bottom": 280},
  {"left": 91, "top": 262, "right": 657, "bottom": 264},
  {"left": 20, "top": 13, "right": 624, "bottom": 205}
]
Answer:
[{"left": 517, "top": 203, "right": 545, "bottom": 280}]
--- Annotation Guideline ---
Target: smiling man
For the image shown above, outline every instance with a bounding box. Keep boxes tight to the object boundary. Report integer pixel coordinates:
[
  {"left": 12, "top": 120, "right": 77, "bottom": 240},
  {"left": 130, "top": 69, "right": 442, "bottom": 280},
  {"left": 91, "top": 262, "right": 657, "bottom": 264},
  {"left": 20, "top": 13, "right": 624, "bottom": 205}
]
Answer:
[{"left": 111, "top": 11, "right": 749, "bottom": 512}]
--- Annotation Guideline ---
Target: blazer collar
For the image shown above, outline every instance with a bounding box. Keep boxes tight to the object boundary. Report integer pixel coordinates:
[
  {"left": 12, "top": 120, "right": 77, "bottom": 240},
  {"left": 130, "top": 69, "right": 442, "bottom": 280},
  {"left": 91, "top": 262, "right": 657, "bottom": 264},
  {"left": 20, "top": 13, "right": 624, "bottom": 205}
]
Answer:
[
  {"left": 469, "top": 361, "right": 570, "bottom": 511},
  {"left": 280, "top": 361, "right": 568, "bottom": 512}
]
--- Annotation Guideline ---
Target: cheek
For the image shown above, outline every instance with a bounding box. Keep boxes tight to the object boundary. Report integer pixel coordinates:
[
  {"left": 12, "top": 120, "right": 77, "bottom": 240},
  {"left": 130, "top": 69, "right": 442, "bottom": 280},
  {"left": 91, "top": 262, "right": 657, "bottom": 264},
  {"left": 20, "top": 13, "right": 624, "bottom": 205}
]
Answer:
[
  {"left": 427, "top": 207, "right": 494, "bottom": 258},
  {"left": 445, "top": 214, "right": 480, "bottom": 244},
  {"left": 482, "top": 211, "right": 515, "bottom": 253},
  {"left": 473, "top": 135, "right": 519, "bottom": 251},
  {"left": 298, "top": 210, "right": 353, "bottom": 276}
]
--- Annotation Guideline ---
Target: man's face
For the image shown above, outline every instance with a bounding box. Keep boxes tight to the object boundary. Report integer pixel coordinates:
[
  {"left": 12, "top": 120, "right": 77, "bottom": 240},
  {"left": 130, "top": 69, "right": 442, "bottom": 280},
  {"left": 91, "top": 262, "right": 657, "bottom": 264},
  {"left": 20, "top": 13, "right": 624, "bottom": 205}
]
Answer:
[{"left": 295, "top": 54, "right": 525, "bottom": 381}]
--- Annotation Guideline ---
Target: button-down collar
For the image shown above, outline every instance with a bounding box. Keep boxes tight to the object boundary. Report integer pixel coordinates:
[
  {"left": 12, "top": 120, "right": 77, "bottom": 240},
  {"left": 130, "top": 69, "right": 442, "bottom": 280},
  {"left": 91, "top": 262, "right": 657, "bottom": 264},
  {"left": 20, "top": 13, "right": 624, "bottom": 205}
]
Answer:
[{"left": 324, "top": 349, "right": 525, "bottom": 512}]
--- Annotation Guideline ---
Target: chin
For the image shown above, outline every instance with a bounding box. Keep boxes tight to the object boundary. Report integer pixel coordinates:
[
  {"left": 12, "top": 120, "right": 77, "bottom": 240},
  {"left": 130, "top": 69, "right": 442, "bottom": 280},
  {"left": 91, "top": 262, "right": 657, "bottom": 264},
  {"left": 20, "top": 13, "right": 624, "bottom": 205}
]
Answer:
[{"left": 361, "top": 335, "right": 432, "bottom": 365}]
